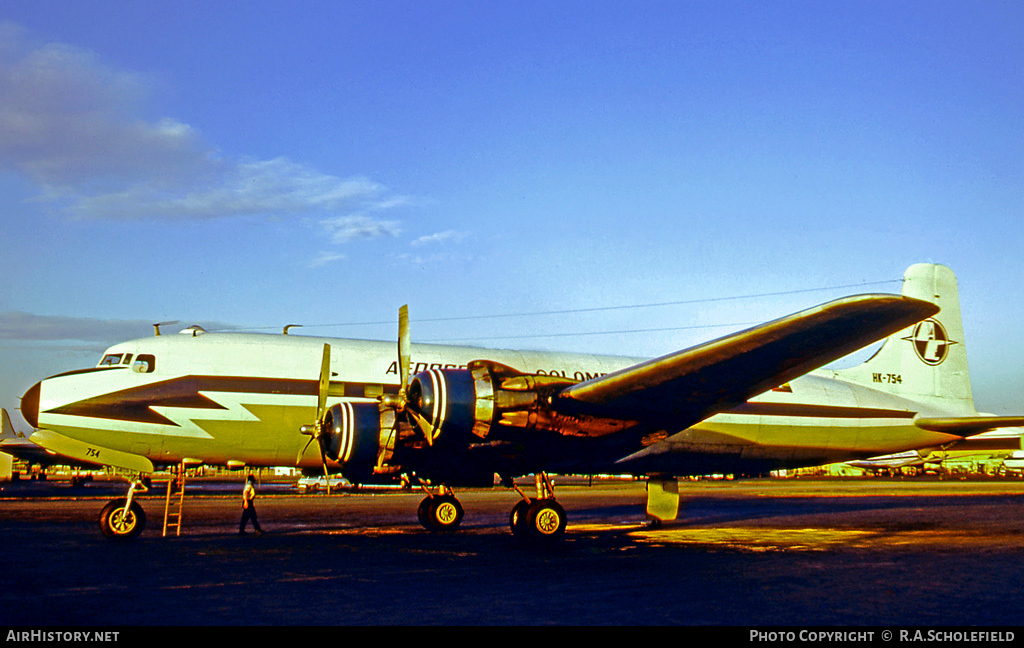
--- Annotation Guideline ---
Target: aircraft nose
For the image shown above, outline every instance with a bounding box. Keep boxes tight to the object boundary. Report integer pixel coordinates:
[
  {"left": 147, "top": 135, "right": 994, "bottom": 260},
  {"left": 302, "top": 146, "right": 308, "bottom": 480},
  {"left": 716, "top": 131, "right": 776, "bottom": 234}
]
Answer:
[{"left": 21, "top": 381, "right": 40, "bottom": 429}]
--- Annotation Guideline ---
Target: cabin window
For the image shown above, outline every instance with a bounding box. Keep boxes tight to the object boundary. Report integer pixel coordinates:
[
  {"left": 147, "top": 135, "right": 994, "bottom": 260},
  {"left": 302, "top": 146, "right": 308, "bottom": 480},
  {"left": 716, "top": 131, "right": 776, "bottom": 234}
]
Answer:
[
  {"left": 99, "top": 354, "right": 123, "bottom": 366},
  {"left": 132, "top": 354, "right": 156, "bottom": 373}
]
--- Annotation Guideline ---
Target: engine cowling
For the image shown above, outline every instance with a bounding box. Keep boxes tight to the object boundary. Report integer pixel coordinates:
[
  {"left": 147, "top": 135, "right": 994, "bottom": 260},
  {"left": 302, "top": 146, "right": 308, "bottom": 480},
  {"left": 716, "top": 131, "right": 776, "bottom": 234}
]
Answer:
[
  {"left": 319, "top": 362, "right": 637, "bottom": 484},
  {"left": 405, "top": 365, "right": 497, "bottom": 445},
  {"left": 319, "top": 402, "right": 396, "bottom": 483},
  {"left": 403, "top": 361, "right": 632, "bottom": 445}
]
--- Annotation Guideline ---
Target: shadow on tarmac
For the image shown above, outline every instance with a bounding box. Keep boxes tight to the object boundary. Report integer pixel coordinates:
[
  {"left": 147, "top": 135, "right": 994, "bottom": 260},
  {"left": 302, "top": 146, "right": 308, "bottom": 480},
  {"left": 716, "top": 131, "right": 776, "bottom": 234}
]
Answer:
[{"left": 4, "top": 479, "right": 1024, "bottom": 625}]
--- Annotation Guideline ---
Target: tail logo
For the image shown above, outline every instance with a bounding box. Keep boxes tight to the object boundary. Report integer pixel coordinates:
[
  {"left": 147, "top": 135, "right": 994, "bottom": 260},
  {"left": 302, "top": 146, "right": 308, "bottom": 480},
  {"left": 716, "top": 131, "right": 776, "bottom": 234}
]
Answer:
[{"left": 903, "top": 319, "right": 956, "bottom": 366}]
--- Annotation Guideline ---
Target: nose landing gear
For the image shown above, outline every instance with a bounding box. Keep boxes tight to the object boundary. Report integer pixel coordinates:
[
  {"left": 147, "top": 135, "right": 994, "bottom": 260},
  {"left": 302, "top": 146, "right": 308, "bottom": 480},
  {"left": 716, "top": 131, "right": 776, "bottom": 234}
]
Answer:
[{"left": 99, "top": 478, "right": 148, "bottom": 540}]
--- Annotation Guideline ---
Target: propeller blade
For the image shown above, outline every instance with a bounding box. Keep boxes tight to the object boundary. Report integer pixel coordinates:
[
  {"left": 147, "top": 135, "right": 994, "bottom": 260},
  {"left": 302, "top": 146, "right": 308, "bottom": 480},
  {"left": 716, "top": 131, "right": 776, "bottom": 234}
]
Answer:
[
  {"left": 300, "top": 434, "right": 315, "bottom": 455},
  {"left": 317, "top": 343, "right": 331, "bottom": 421},
  {"left": 320, "top": 443, "right": 331, "bottom": 496},
  {"left": 297, "top": 426, "right": 316, "bottom": 465},
  {"left": 407, "top": 408, "right": 437, "bottom": 446},
  {"left": 398, "top": 305, "right": 410, "bottom": 400},
  {"left": 381, "top": 304, "right": 437, "bottom": 446},
  {"left": 297, "top": 344, "right": 332, "bottom": 467},
  {"left": 318, "top": 344, "right": 333, "bottom": 492}
]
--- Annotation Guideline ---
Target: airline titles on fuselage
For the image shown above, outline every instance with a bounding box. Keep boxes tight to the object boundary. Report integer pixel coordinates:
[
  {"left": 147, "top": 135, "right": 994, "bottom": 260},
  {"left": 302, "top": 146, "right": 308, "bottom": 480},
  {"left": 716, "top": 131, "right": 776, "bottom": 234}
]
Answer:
[{"left": 384, "top": 361, "right": 607, "bottom": 383}]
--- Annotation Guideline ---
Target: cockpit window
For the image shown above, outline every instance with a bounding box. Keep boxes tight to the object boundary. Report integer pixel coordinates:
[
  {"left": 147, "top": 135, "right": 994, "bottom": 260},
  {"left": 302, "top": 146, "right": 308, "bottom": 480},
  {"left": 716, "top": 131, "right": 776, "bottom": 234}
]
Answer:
[
  {"left": 132, "top": 354, "right": 156, "bottom": 374},
  {"left": 99, "top": 354, "right": 123, "bottom": 366},
  {"left": 121, "top": 354, "right": 134, "bottom": 365}
]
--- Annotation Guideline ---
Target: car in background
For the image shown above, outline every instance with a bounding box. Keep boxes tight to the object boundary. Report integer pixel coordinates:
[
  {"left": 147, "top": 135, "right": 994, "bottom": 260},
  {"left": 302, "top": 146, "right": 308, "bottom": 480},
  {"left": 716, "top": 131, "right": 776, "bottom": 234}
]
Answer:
[{"left": 296, "top": 475, "right": 349, "bottom": 493}]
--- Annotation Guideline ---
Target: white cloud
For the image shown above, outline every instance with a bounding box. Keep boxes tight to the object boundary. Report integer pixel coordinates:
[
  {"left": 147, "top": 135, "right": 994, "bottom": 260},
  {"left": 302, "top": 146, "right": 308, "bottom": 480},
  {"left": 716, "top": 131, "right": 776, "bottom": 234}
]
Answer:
[
  {"left": 320, "top": 215, "right": 402, "bottom": 244},
  {"left": 64, "top": 158, "right": 384, "bottom": 221},
  {"left": 309, "top": 251, "right": 348, "bottom": 267},
  {"left": 411, "top": 229, "right": 469, "bottom": 247},
  {"left": 0, "top": 25, "right": 204, "bottom": 189},
  {"left": 0, "top": 23, "right": 399, "bottom": 226},
  {"left": 0, "top": 311, "right": 234, "bottom": 342}
]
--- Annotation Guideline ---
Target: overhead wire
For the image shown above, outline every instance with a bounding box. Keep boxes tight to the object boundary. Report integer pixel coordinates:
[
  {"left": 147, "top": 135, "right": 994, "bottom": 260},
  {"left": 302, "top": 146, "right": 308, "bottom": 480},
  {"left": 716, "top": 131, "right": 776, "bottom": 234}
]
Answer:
[
  {"left": 421, "top": 322, "right": 762, "bottom": 343},
  {"left": 294, "top": 279, "right": 899, "bottom": 327},
  {"left": 225, "top": 278, "right": 901, "bottom": 341}
]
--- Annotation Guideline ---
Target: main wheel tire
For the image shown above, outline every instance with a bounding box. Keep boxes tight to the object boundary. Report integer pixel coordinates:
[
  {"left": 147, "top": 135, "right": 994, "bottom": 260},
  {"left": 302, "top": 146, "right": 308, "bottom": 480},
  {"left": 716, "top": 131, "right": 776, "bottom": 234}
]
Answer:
[
  {"left": 98, "top": 499, "right": 146, "bottom": 540},
  {"left": 523, "top": 498, "right": 566, "bottom": 544},
  {"left": 509, "top": 499, "right": 532, "bottom": 537},
  {"left": 419, "top": 495, "right": 464, "bottom": 532},
  {"left": 417, "top": 497, "right": 432, "bottom": 528}
]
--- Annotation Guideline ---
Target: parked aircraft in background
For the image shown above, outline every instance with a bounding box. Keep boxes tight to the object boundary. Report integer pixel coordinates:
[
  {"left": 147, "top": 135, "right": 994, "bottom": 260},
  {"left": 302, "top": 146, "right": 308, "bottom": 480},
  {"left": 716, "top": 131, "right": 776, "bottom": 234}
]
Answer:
[
  {"left": 14, "top": 264, "right": 1024, "bottom": 542},
  {"left": 847, "top": 449, "right": 941, "bottom": 475},
  {"left": 847, "top": 427, "right": 1023, "bottom": 476},
  {"left": 1, "top": 408, "right": 99, "bottom": 475},
  {"left": 1000, "top": 451, "right": 1024, "bottom": 475}
]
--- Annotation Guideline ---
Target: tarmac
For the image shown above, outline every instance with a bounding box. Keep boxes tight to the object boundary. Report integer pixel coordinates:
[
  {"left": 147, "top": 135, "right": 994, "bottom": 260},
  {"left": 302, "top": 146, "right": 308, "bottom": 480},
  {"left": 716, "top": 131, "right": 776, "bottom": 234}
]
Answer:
[{"left": 3, "top": 475, "right": 1024, "bottom": 626}]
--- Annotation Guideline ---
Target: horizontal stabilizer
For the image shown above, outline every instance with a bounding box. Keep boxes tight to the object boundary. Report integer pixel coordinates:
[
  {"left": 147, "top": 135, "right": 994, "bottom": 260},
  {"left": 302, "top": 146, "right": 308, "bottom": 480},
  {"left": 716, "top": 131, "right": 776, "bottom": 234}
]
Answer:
[
  {"left": 913, "top": 416, "right": 1024, "bottom": 438},
  {"left": 29, "top": 429, "right": 154, "bottom": 473},
  {"left": 559, "top": 294, "right": 938, "bottom": 430}
]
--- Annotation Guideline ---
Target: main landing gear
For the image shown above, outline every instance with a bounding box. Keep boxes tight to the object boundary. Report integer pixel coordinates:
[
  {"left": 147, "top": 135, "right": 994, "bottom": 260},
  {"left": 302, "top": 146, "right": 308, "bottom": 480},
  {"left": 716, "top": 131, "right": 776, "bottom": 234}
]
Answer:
[
  {"left": 99, "top": 478, "right": 148, "bottom": 540},
  {"left": 414, "top": 473, "right": 567, "bottom": 544},
  {"left": 416, "top": 483, "right": 465, "bottom": 532},
  {"left": 413, "top": 472, "right": 569, "bottom": 544},
  {"left": 509, "top": 473, "right": 566, "bottom": 544}
]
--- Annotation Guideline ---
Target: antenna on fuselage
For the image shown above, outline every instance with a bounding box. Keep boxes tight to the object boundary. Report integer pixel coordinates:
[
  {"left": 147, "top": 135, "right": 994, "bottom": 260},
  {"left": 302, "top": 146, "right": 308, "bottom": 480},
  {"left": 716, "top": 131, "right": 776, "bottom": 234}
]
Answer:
[
  {"left": 152, "top": 321, "right": 179, "bottom": 336},
  {"left": 283, "top": 324, "right": 302, "bottom": 335}
]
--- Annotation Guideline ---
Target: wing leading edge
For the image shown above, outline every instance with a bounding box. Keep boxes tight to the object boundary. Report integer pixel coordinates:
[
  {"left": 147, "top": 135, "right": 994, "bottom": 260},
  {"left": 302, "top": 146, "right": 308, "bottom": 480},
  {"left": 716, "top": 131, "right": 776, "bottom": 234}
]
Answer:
[{"left": 556, "top": 294, "right": 939, "bottom": 431}]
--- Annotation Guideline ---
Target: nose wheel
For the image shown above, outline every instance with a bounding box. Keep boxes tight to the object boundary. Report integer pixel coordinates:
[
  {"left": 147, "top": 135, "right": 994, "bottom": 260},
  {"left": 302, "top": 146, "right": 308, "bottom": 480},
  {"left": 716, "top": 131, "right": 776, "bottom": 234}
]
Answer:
[{"left": 98, "top": 479, "right": 148, "bottom": 540}]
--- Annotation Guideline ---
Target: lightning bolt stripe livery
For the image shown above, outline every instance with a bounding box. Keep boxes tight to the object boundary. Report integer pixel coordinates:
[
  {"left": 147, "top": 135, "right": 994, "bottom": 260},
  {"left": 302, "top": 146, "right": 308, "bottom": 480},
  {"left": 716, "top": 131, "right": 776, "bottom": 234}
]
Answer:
[{"left": 47, "top": 376, "right": 320, "bottom": 427}]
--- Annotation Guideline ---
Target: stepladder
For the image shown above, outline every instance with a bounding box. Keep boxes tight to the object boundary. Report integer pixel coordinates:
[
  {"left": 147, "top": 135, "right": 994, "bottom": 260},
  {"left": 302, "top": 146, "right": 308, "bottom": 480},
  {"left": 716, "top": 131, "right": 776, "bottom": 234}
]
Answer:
[{"left": 162, "top": 463, "right": 187, "bottom": 537}]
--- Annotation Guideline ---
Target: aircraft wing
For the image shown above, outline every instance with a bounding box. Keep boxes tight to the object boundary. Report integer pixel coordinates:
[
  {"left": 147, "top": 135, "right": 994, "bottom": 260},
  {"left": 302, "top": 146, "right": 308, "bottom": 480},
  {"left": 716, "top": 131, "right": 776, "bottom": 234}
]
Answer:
[
  {"left": 29, "top": 429, "right": 153, "bottom": 474},
  {"left": 557, "top": 294, "right": 938, "bottom": 431}
]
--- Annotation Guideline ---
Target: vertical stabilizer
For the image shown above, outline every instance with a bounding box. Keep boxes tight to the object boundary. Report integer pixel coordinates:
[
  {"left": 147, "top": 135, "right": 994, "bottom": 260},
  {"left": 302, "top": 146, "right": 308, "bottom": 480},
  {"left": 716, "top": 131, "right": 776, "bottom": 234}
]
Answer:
[
  {"left": 1, "top": 409, "right": 18, "bottom": 439},
  {"left": 834, "top": 264, "right": 974, "bottom": 413}
]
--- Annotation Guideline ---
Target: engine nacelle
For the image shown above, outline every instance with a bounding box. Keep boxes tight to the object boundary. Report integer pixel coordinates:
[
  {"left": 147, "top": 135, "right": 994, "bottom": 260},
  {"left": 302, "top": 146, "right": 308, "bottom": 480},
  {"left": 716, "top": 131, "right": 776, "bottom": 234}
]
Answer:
[
  {"left": 405, "top": 361, "right": 632, "bottom": 445},
  {"left": 406, "top": 365, "right": 496, "bottom": 445},
  {"left": 319, "top": 402, "right": 396, "bottom": 483}
]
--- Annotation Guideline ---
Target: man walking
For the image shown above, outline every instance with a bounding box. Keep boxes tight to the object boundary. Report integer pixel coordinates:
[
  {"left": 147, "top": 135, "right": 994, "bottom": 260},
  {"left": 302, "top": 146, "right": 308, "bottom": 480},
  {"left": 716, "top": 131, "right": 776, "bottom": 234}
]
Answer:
[{"left": 239, "top": 474, "right": 264, "bottom": 535}]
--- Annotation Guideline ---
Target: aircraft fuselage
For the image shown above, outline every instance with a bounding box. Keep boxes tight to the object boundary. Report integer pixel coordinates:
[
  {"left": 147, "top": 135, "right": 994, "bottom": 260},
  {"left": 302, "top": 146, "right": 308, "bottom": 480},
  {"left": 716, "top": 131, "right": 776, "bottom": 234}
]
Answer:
[{"left": 21, "top": 329, "right": 961, "bottom": 477}]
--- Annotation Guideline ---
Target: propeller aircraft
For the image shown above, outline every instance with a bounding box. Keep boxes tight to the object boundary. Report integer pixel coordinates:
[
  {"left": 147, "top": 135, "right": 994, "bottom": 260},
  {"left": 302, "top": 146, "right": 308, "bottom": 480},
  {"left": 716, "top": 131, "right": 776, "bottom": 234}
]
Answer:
[{"left": 12, "top": 263, "right": 1024, "bottom": 542}]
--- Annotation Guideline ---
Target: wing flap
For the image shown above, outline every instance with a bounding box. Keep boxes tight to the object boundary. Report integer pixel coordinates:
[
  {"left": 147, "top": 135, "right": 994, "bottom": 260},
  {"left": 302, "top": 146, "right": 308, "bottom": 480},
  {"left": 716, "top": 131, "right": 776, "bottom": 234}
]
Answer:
[{"left": 558, "top": 294, "right": 938, "bottom": 429}]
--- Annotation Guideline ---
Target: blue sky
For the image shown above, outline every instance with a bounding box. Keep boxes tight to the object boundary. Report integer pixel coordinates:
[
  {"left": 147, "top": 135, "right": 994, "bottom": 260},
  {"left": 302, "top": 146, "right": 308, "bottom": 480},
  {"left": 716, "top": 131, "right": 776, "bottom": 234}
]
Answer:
[{"left": 2, "top": 1, "right": 1022, "bottom": 426}]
